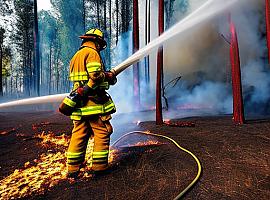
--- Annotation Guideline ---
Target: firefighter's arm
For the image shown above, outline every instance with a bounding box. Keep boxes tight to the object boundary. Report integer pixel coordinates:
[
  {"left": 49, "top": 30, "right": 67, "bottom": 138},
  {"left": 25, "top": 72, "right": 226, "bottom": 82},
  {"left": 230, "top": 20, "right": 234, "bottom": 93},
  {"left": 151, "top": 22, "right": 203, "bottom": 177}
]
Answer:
[{"left": 85, "top": 51, "right": 105, "bottom": 89}]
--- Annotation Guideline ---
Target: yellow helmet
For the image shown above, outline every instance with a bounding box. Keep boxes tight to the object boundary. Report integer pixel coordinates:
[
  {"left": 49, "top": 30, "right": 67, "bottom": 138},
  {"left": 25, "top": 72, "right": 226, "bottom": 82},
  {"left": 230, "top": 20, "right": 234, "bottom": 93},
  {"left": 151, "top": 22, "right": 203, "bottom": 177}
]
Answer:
[{"left": 79, "top": 28, "right": 107, "bottom": 50}]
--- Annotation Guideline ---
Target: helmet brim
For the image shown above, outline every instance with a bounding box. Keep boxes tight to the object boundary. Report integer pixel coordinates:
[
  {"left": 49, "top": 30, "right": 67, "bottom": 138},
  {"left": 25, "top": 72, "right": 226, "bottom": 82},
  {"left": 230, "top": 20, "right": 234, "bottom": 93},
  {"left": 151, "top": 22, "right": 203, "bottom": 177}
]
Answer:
[{"left": 79, "top": 34, "right": 107, "bottom": 50}]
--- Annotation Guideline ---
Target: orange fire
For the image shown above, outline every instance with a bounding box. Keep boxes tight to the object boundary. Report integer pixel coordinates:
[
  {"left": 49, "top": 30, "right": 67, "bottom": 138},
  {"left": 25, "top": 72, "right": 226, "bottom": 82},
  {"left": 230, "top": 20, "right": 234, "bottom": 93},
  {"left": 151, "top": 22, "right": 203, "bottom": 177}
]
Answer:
[
  {"left": 0, "top": 132, "right": 118, "bottom": 199},
  {"left": 0, "top": 152, "right": 66, "bottom": 199},
  {"left": 36, "top": 131, "right": 70, "bottom": 147}
]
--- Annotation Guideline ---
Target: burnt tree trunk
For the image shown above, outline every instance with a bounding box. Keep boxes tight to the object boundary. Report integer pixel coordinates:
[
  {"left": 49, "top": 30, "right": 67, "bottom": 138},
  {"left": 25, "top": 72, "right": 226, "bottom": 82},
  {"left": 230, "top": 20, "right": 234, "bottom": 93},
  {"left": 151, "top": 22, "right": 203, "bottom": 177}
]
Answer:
[
  {"left": 133, "top": 0, "right": 140, "bottom": 109},
  {"left": 156, "top": 0, "right": 164, "bottom": 125},
  {"left": 230, "top": 19, "right": 245, "bottom": 124}
]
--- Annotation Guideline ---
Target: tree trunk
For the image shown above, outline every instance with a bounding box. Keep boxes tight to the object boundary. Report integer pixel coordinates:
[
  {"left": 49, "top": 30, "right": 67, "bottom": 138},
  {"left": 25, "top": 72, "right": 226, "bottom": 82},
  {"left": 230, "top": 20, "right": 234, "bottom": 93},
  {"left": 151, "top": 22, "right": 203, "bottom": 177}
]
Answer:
[
  {"left": 49, "top": 47, "right": 52, "bottom": 95},
  {"left": 10, "top": 63, "right": 13, "bottom": 95},
  {"left": 116, "top": 0, "right": 119, "bottom": 45},
  {"left": 144, "top": 0, "right": 150, "bottom": 85},
  {"left": 34, "top": 0, "right": 40, "bottom": 96},
  {"left": 156, "top": 0, "right": 164, "bottom": 125},
  {"left": 230, "top": 19, "right": 245, "bottom": 125},
  {"left": 104, "top": 0, "right": 107, "bottom": 30},
  {"left": 147, "top": 0, "right": 150, "bottom": 83},
  {"left": 40, "top": 54, "right": 42, "bottom": 94},
  {"left": 133, "top": 0, "right": 140, "bottom": 109},
  {"left": 0, "top": 44, "right": 2, "bottom": 96},
  {"left": 109, "top": 0, "right": 112, "bottom": 38},
  {"left": 97, "top": 0, "right": 100, "bottom": 27},
  {"left": 83, "top": 0, "right": 86, "bottom": 31},
  {"left": 265, "top": 0, "right": 270, "bottom": 64}
]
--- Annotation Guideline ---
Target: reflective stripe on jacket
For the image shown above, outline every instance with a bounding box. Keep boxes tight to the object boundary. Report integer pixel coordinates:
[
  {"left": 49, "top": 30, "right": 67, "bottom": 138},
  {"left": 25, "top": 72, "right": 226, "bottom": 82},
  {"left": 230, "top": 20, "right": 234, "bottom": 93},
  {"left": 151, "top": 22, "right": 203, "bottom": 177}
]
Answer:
[{"left": 69, "top": 41, "right": 116, "bottom": 120}]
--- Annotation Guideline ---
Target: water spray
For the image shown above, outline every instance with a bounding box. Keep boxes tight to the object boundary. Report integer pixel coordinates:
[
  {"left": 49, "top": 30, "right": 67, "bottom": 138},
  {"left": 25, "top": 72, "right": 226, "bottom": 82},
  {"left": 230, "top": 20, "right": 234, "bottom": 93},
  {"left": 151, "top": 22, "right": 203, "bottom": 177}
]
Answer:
[
  {"left": 0, "top": 0, "right": 238, "bottom": 109},
  {"left": 111, "top": 0, "right": 238, "bottom": 75}
]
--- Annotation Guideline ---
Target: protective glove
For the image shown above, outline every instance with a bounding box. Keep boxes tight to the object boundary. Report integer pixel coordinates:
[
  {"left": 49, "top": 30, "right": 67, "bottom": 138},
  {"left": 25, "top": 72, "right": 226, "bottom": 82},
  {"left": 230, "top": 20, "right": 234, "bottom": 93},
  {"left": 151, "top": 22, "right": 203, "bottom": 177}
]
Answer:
[
  {"left": 77, "top": 85, "right": 93, "bottom": 97},
  {"left": 58, "top": 90, "right": 85, "bottom": 116},
  {"left": 105, "top": 71, "right": 117, "bottom": 85},
  {"left": 58, "top": 85, "right": 94, "bottom": 116}
]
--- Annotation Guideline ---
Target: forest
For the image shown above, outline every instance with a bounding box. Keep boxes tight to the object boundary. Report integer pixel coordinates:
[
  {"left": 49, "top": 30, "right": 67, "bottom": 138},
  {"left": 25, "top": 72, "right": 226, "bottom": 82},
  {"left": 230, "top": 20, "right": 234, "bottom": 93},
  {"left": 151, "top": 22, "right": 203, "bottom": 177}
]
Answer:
[{"left": 0, "top": 0, "right": 187, "bottom": 100}]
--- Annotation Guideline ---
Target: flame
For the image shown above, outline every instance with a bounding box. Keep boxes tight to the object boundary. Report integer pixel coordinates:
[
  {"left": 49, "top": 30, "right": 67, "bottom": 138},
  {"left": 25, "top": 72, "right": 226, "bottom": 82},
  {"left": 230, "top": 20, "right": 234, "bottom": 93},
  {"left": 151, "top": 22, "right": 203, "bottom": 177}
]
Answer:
[
  {"left": 32, "top": 122, "right": 51, "bottom": 131},
  {"left": 164, "top": 119, "right": 171, "bottom": 123},
  {"left": 0, "top": 128, "right": 16, "bottom": 135},
  {"left": 0, "top": 152, "right": 66, "bottom": 199},
  {"left": 36, "top": 131, "right": 70, "bottom": 147},
  {"left": 0, "top": 132, "right": 118, "bottom": 199}
]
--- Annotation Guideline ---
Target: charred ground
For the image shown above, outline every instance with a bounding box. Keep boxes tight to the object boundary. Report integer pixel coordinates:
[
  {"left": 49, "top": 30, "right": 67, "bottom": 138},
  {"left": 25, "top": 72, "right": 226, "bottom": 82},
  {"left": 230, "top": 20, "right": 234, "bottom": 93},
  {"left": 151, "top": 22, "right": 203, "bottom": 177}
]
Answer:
[{"left": 0, "top": 111, "right": 269, "bottom": 200}]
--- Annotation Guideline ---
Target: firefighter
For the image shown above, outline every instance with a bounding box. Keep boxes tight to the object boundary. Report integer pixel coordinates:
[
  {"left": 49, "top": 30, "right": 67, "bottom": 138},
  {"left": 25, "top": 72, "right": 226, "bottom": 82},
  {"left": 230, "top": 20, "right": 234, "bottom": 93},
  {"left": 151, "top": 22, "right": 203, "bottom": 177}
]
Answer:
[{"left": 61, "top": 28, "right": 117, "bottom": 178}]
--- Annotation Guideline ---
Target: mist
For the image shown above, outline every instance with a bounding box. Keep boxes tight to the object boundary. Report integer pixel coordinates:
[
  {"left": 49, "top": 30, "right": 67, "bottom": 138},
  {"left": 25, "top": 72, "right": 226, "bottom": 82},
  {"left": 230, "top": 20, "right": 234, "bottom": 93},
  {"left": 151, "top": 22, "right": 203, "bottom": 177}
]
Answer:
[{"left": 109, "top": 0, "right": 269, "bottom": 123}]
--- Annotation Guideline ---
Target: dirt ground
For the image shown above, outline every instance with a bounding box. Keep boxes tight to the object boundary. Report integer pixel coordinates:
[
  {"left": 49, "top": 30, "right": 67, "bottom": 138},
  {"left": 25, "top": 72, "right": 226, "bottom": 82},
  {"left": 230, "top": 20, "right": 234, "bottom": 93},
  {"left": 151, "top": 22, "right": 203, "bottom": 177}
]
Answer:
[{"left": 0, "top": 111, "right": 269, "bottom": 200}]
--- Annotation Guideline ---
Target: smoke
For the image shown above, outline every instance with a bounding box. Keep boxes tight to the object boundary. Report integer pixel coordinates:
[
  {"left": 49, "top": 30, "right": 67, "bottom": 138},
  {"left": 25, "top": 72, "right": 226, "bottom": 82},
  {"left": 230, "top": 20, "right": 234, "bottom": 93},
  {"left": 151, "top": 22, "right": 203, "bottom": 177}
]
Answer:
[
  {"left": 110, "top": 31, "right": 135, "bottom": 113},
  {"left": 2, "top": 0, "right": 267, "bottom": 120},
  {"left": 109, "top": 0, "right": 269, "bottom": 122},
  {"left": 242, "top": 61, "right": 270, "bottom": 104},
  {"left": 157, "top": 0, "right": 269, "bottom": 117}
]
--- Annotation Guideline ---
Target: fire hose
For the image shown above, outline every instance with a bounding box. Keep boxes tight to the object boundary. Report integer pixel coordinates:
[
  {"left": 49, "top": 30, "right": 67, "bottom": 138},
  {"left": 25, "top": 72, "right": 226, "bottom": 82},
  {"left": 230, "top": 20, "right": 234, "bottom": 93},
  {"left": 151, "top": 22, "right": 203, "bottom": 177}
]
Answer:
[{"left": 111, "top": 131, "right": 202, "bottom": 200}]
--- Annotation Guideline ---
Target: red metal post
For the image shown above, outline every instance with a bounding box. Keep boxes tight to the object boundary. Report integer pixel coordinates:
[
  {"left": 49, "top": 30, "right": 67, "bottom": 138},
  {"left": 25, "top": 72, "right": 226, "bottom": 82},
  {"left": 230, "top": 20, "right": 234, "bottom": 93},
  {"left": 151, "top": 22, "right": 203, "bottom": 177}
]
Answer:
[
  {"left": 133, "top": 0, "right": 140, "bottom": 110},
  {"left": 265, "top": 0, "right": 270, "bottom": 64},
  {"left": 156, "top": 0, "right": 164, "bottom": 125},
  {"left": 230, "top": 20, "right": 245, "bottom": 124}
]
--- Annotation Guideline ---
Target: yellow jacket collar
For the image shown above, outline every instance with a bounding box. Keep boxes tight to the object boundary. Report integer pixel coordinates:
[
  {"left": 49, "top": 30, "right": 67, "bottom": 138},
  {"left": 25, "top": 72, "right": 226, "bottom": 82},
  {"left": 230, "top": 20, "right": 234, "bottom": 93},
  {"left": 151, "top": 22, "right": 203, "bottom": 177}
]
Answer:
[{"left": 81, "top": 41, "right": 97, "bottom": 50}]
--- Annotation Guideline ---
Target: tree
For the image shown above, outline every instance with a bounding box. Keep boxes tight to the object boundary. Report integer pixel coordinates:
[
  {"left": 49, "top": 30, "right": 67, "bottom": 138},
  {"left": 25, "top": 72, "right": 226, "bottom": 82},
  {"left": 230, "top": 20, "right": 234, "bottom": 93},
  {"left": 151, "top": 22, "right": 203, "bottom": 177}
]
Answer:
[
  {"left": 144, "top": 0, "right": 151, "bottom": 86},
  {"left": 50, "top": 0, "right": 85, "bottom": 92},
  {"left": 265, "top": 0, "right": 270, "bottom": 64},
  {"left": 14, "top": 0, "right": 35, "bottom": 96},
  {"left": 229, "top": 18, "right": 245, "bottom": 124},
  {"left": 164, "top": 0, "right": 175, "bottom": 29},
  {"left": 0, "top": 27, "right": 5, "bottom": 96},
  {"left": 33, "top": 0, "right": 40, "bottom": 96},
  {"left": 156, "top": 0, "right": 164, "bottom": 125},
  {"left": 2, "top": 47, "right": 12, "bottom": 95},
  {"left": 133, "top": 0, "right": 140, "bottom": 109}
]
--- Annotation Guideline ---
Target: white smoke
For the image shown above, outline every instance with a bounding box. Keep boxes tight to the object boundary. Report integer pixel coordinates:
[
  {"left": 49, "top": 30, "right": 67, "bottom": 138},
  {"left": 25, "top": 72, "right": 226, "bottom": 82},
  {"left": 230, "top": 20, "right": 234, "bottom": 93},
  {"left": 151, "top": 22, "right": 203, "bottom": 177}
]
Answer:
[
  {"left": 242, "top": 61, "right": 270, "bottom": 104},
  {"left": 110, "top": 0, "right": 269, "bottom": 120}
]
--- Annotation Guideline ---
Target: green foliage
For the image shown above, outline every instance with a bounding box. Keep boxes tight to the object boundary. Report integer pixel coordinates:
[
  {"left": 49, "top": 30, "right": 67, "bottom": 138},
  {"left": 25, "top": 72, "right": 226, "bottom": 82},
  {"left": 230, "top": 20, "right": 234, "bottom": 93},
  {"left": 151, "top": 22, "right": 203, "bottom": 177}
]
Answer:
[
  {"left": 51, "top": 0, "right": 84, "bottom": 65},
  {"left": 13, "top": 0, "right": 34, "bottom": 62},
  {"left": 2, "top": 47, "right": 12, "bottom": 78}
]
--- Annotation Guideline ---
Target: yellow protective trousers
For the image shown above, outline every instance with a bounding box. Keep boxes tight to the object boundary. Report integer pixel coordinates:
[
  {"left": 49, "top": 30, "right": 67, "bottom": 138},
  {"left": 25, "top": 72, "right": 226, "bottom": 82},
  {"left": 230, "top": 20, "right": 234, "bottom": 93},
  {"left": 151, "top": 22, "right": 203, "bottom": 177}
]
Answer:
[{"left": 66, "top": 115, "right": 113, "bottom": 173}]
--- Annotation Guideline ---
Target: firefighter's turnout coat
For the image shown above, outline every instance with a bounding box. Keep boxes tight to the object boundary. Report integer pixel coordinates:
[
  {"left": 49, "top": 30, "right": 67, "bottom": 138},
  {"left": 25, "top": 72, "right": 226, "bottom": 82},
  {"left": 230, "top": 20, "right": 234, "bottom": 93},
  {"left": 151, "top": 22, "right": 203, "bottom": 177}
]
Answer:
[{"left": 66, "top": 41, "right": 116, "bottom": 173}]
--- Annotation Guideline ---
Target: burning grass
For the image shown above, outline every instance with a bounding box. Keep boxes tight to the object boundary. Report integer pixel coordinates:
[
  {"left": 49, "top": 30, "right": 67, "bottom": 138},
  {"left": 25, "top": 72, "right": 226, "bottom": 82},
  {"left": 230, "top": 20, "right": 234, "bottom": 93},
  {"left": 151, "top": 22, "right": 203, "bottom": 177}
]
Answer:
[
  {"left": 0, "top": 132, "right": 118, "bottom": 199},
  {"left": 36, "top": 131, "right": 70, "bottom": 147},
  {"left": 0, "top": 152, "right": 67, "bottom": 199}
]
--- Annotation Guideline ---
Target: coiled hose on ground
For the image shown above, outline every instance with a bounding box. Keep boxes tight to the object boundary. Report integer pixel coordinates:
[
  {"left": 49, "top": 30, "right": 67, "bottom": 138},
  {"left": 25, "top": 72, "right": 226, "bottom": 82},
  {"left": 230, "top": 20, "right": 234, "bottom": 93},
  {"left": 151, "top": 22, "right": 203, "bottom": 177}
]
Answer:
[{"left": 111, "top": 131, "right": 202, "bottom": 200}]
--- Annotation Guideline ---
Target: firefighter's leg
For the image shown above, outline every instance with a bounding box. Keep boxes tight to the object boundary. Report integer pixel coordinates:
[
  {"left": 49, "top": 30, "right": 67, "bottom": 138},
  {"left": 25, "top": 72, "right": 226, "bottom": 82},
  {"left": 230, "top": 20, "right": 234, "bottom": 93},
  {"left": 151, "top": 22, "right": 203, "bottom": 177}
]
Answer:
[
  {"left": 90, "top": 115, "right": 113, "bottom": 171},
  {"left": 66, "top": 120, "right": 91, "bottom": 174}
]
